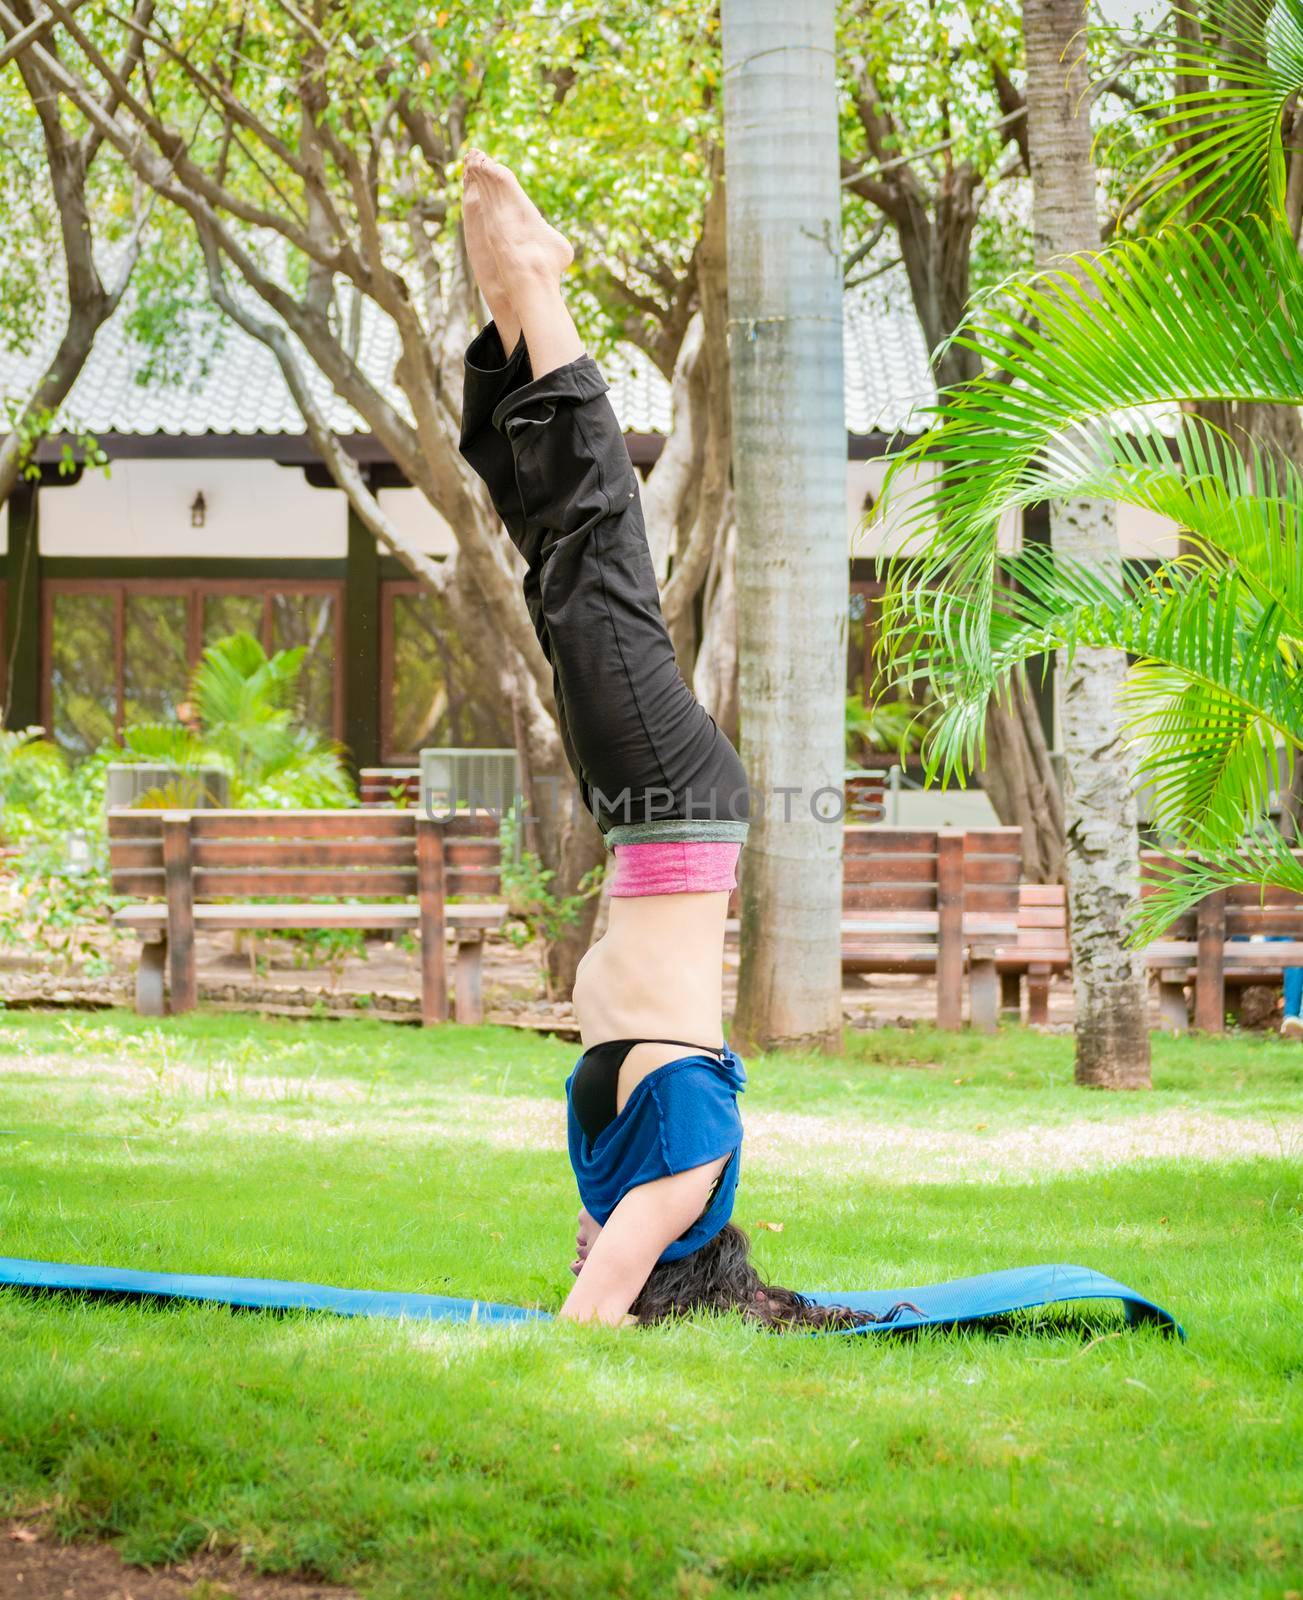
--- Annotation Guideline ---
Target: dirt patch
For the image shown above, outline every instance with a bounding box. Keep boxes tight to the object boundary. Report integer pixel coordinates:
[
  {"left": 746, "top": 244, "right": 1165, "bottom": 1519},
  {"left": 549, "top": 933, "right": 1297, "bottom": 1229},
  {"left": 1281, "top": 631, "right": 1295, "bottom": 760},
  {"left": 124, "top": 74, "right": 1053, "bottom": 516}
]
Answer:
[
  {"left": 0, "top": 1527, "right": 354, "bottom": 1599},
  {"left": 0, "top": 918, "right": 1090, "bottom": 1034}
]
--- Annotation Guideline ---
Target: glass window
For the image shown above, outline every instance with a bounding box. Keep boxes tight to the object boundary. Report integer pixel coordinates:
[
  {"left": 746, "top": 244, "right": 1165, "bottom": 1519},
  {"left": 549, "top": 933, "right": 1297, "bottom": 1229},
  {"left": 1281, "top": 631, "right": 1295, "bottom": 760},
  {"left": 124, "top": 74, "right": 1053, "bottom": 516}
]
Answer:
[
  {"left": 50, "top": 591, "right": 118, "bottom": 757},
  {"left": 270, "top": 591, "right": 337, "bottom": 738},
  {"left": 203, "top": 592, "right": 265, "bottom": 651},
  {"left": 45, "top": 581, "right": 344, "bottom": 759},
  {"left": 385, "top": 587, "right": 513, "bottom": 761},
  {"left": 123, "top": 593, "right": 190, "bottom": 728}
]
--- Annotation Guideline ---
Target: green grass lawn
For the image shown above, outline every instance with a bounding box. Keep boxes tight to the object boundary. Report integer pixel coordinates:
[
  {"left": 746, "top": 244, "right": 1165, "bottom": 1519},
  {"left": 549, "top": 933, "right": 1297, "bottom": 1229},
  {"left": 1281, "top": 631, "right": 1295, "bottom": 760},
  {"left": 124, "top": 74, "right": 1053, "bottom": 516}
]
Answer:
[{"left": 0, "top": 1009, "right": 1299, "bottom": 1599}]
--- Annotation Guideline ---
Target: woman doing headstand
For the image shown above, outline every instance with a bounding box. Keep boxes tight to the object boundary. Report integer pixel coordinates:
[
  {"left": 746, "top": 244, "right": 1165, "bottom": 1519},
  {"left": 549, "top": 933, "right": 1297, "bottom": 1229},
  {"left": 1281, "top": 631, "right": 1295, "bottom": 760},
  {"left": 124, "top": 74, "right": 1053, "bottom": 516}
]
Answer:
[{"left": 459, "top": 151, "right": 869, "bottom": 1331}]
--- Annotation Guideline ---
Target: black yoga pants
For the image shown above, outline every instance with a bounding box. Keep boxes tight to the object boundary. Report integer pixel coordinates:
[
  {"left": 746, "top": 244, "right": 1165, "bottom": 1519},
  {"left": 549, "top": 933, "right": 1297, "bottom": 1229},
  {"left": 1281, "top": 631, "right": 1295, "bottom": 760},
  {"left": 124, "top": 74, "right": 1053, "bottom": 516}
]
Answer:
[{"left": 458, "top": 323, "right": 750, "bottom": 845}]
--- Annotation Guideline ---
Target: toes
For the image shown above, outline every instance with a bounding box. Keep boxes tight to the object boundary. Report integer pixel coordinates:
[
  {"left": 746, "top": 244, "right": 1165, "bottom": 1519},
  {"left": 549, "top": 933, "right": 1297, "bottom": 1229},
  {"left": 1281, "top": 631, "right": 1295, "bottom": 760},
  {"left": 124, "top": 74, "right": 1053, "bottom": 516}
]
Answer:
[{"left": 480, "top": 155, "right": 514, "bottom": 188}]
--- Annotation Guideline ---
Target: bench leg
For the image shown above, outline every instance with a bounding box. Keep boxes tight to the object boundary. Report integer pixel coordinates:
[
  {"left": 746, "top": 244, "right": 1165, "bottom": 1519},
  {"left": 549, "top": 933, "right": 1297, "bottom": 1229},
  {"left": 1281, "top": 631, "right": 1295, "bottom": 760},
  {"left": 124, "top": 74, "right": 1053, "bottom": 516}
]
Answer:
[
  {"left": 454, "top": 935, "right": 484, "bottom": 1026},
  {"left": 969, "top": 958, "right": 998, "bottom": 1033},
  {"left": 136, "top": 935, "right": 167, "bottom": 1017},
  {"left": 1000, "top": 971, "right": 1022, "bottom": 1018},
  {"left": 1026, "top": 964, "right": 1052, "bottom": 1027},
  {"left": 1155, "top": 972, "right": 1189, "bottom": 1034}
]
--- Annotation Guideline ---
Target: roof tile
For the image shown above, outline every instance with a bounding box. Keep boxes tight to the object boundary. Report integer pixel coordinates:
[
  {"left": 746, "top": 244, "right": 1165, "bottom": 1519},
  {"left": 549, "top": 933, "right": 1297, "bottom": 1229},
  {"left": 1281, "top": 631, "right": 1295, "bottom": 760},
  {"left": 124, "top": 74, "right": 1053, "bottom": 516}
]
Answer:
[{"left": 0, "top": 290, "right": 935, "bottom": 440}]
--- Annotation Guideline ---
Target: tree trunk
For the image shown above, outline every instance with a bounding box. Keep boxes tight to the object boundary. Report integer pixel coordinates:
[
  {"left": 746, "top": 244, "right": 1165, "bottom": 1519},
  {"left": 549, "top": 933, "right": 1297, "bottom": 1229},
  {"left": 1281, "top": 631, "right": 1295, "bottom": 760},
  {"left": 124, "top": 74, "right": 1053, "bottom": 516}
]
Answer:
[
  {"left": 723, "top": 0, "right": 846, "bottom": 1053},
  {"left": 694, "top": 518, "right": 740, "bottom": 743},
  {"left": 1023, "top": 0, "right": 1151, "bottom": 1087},
  {"left": 977, "top": 514, "right": 1066, "bottom": 877},
  {"left": 982, "top": 679, "right": 1066, "bottom": 884},
  {"left": 441, "top": 562, "right": 604, "bottom": 998}
]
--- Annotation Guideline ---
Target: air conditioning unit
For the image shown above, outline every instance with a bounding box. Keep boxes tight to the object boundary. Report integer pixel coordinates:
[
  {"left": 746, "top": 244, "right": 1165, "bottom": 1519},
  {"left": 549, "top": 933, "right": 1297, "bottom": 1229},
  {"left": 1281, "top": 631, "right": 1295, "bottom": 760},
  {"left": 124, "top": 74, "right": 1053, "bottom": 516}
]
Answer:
[
  {"left": 105, "top": 763, "right": 230, "bottom": 810},
  {"left": 419, "top": 747, "right": 519, "bottom": 824}
]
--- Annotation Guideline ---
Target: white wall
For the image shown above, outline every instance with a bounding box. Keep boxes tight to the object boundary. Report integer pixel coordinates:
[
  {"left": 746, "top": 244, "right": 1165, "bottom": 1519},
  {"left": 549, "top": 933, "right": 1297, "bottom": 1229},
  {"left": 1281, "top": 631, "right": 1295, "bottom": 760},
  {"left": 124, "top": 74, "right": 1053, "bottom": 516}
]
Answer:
[
  {"left": 20, "top": 452, "right": 1179, "bottom": 564},
  {"left": 849, "top": 458, "right": 1022, "bottom": 556},
  {"left": 376, "top": 487, "right": 457, "bottom": 556},
  {"left": 28, "top": 460, "right": 465, "bottom": 560},
  {"left": 38, "top": 459, "right": 347, "bottom": 558},
  {"left": 848, "top": 456, "right": 1181, "bottom": 559}
]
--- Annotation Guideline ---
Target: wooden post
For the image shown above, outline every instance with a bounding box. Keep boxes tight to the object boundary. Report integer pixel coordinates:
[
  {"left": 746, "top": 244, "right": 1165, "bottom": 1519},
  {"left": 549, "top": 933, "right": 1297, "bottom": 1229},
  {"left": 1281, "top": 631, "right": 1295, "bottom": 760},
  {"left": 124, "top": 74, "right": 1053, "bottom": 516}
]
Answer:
[
  {"left": 936, "top": 831, "right": 963, "bottom": 1030},
  {"left": 455, "top": 934, "right": 484, "bottom": 1026},
  {"left": 968, "top": 952, "right": 998, "bottom": 1033},
  {"left": 1195, "top": 888, "right": 1227, "bottom": 1032},
  {"left": 4, "top": 482, "right": 41, "bottom": 729},
  {"left": 344, "top": 498, "right": 381, "bottom": 773},
  {"left": 1026, "top": 964, "right": 1053, "bottom": 1027},
  {"left": 161, "top": 812, "right": 196, "bottom": 1013},
  {"left": 416, "top": 815, "right": 448, "bottom": 1025},
  {"left": 136, "top": 934, "right": 167, "bottom": 1017}
]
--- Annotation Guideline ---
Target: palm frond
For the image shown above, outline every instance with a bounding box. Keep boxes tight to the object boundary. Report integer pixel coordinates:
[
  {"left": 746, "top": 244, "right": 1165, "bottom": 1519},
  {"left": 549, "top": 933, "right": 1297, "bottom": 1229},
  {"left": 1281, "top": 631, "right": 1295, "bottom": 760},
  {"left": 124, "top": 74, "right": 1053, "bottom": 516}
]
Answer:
[
  {"left": 1135, "top": 821, "right": 1303, "bottom": 941},
  {"left": 888, "top": 545, "right": 1303, "bottom": 840},
  {"left": 190, "top": 631, "right": 306, "bottom": 730},
  {"left": 886, "top": 410, "right": 1303, "bottom": 701},
  {"left": 1119, "top": 665, "right": 1287, "bottom": 843},
  {"left": 119, "top": 723, "right": 211, "bottom": 768},
  {"left": 1100, "top": 0, "right": 1303, "bottom": 224},
  {"left": 884, "top": 219, "right": 1303, "bottom": 608}
]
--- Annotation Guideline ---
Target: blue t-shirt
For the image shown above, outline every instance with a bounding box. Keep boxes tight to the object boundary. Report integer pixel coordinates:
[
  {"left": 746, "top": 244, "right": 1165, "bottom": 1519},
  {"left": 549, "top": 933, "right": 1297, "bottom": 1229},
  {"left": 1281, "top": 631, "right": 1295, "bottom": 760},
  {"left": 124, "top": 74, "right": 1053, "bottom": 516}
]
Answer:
[{"left": 565, "top": 1046, "right": 746, "bottom": 1263}]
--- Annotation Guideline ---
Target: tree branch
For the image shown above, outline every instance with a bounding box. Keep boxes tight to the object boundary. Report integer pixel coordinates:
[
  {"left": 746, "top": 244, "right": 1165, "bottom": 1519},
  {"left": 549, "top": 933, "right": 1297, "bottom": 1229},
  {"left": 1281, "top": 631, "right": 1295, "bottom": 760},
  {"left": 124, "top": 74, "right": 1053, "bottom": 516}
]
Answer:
[
  {"left": 83, "top": 0, "right": 155, "bottom": 164},
  {"left": 0, "top": 0, "right": 83, "bottom": 70},
  {"left": 199, "top": 231, "right": 448, "bottom": 593},
  {"left": 841, "top": 103, "right": 1029, "bottom": 190}
]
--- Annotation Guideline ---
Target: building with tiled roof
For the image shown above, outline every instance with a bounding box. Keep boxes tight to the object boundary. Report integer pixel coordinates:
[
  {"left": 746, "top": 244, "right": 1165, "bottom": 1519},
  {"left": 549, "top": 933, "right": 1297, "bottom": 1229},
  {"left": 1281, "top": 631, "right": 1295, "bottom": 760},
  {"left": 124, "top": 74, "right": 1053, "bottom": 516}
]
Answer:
[
  {"left": 1, "top": 290, "right": 1170, "bottom": 765},
  {"left": 0, "top": 285, "right": 945, "bottom": 764},
  {"left": 3, "top": 288, "right": 936, "bottom": 443}
]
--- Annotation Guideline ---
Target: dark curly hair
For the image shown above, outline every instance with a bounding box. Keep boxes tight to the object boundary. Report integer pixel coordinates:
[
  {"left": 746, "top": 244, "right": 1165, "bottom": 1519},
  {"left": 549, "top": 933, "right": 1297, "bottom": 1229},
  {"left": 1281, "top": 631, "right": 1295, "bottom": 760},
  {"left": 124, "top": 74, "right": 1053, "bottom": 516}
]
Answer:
[{"left": 630, "top": 1223, "right": 922, "bottom": 1332}]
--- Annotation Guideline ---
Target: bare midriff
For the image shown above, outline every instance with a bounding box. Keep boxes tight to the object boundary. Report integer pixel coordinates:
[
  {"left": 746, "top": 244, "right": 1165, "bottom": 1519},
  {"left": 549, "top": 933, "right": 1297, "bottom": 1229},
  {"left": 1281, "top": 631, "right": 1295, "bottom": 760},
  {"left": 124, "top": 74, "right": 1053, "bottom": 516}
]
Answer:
[{"left": 571, "top": 889, "right": 730, "bottom": 1112}]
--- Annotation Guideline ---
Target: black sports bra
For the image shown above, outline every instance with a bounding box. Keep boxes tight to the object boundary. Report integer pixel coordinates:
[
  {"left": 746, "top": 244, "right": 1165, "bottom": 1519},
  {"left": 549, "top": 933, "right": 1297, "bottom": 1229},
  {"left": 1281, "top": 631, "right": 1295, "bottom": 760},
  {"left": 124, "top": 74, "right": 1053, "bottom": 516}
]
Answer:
[{"left": 569, "top": 1038, "right": 723, "bottom": 1142}]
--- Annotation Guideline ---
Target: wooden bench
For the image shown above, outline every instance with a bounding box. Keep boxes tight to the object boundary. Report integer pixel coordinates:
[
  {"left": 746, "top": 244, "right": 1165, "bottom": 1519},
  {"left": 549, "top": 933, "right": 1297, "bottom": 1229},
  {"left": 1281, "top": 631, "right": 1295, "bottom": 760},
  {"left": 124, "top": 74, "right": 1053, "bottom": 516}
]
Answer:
[
  {"left": 840, "top": 827, "right": 1024, "bottom": 1030},
  {"left": 359, "top": 768, "right": 420, "bottom": 806},
  {"left": 979, "top": 882, "right": 1072, "bottom": 1027},
  {"left": 108, "top": 808, "right": 506, "bottom": 1025},
  {"left": 1141, "top": 852, "right": 1303, "bottom": 1031}
]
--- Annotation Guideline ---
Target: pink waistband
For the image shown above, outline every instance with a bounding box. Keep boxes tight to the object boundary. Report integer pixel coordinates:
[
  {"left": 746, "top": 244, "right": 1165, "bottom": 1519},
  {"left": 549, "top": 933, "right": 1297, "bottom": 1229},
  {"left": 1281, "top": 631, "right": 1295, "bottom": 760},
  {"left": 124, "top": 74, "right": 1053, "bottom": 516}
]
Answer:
[{"left": 608, "top": 841, "right": 741, "bottom": 898}]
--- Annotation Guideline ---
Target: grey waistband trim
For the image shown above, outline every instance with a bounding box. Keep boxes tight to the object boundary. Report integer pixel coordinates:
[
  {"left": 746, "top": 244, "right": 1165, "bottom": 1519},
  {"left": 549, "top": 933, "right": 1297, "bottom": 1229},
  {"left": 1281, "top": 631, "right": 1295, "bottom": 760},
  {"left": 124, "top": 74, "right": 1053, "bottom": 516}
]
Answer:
[{"left": 603, "top": 820, "right": 751, "bottom": 850}]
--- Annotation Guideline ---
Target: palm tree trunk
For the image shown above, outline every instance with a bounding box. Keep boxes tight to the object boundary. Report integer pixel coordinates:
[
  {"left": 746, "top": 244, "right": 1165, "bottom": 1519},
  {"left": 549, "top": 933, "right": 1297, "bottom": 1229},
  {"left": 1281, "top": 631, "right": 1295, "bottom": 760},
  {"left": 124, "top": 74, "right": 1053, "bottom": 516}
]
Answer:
[
  {"left": 722, "top": 0, "right": 846, "bottom": 1052},
  {"left": 1023, "top": 0, "right": 1152, "bottom": 1087}
]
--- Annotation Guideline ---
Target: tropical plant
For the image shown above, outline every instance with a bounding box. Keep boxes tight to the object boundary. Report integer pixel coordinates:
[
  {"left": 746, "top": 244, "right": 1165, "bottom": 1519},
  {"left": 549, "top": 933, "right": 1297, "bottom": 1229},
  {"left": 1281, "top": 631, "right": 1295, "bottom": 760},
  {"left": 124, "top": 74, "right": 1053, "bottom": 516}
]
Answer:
[
  {"left": 117, "top": 632, "right": 356, "bottom": 809},
  {"left": 0, "top": 726, "right": 66, "bottom": 840},
  {"left": 0, "top": 734, "right": 117, "bottom": 970},
  {"left": 882, "top": 0, "right": 1303, "bottom": 940},
  {"left": 844, "top": 692, "right": 925, "bottom": 761},
  {"left": 498, "top": 808, "right": 605, "bottom": 1000}
]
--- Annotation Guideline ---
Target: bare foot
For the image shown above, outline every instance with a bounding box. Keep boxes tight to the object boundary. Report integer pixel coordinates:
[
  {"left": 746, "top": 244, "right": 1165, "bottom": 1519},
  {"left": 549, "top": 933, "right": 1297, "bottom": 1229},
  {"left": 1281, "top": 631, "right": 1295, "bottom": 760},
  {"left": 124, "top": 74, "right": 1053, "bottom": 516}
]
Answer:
[
  {"left": 462, "top": 162, "right": 520, "bottom": 347},
  {"left": 465, "top": 148, "right": 574, "bottom": 285}
]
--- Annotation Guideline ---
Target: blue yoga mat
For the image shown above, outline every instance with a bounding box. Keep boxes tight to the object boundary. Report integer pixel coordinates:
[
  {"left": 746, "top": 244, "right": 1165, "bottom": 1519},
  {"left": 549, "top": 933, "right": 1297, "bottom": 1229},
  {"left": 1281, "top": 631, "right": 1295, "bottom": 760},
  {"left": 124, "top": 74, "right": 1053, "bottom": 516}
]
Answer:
[{"left": 0, "top": 1256, "right": 1182, "bottom": 1337}]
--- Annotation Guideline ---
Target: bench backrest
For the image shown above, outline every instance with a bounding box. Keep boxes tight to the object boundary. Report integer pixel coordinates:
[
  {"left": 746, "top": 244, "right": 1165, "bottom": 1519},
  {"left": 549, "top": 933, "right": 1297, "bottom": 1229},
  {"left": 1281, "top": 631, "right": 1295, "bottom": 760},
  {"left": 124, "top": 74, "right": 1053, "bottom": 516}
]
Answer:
[
  {"left": 728, "top": 826, "right": 1025, "bottom": 935},
  {"left": 1141, "top": 850, "right": 1303, "bottom": 940},
  {"left": 1016, "top": 882, "right": 1070, "bottom": 955},
  {"left": 108, "top": 809, "right": 501, "bottom": 902},
  {"left": 843, "top": 825, "right": 1023, "bottom": 928},
  {"left": 359, "top": 768, "right": 421, "bottom": 807}
]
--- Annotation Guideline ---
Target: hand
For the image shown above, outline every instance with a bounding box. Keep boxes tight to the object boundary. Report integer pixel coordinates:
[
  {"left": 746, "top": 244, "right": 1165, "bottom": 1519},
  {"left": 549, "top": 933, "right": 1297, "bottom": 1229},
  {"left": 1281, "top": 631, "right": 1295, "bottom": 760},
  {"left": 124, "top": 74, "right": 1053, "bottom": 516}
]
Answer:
[{"left": 571, "top": 1206, "right": 601, "bottom": 1277}]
